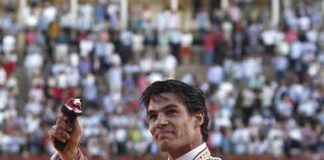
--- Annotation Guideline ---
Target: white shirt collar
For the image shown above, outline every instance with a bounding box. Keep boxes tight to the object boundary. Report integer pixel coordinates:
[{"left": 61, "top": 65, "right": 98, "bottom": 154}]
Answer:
[{"left": 169, "top": 142, "right": 207, "bottom": 160}]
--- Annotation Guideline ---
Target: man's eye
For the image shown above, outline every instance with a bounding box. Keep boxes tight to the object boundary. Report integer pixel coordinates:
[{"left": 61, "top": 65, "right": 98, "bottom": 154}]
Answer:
[
  {"left": 149, "top": 114, "right": 157, "bottom": 120},
  {"left": 166, "top": 110, "right": 177, "bottom": 116}
]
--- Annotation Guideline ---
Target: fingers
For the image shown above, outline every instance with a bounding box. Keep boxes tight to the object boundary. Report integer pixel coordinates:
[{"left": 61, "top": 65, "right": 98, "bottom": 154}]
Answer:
[
  {"left": 48, "top": 115, "right": 73, "bottom": 143},
  {"left": 57, "top": 115, "right": 73, "bottom": 132},
  {"left": 49, "top": 125, "right": 71, "bottom": 143}
]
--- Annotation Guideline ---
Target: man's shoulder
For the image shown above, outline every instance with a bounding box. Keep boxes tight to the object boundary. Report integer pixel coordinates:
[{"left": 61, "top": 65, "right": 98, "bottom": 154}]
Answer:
[
  {"left": 195, "top": 151, "right": 222, "bottom": 160},
  {"left": 208, "top": 157, "right": 222, "bottom": 160},
  {"left": 195, "top": 155, "right": 222, "bottom": 160},
  {"left": 192, "top": 143, "right": 222, "bottom": 160}
]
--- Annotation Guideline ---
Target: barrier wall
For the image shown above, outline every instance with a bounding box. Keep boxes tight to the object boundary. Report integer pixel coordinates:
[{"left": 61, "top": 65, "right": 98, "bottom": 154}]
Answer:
[{"left": 0, "top": 154, "right": 312, "bottom": 160}]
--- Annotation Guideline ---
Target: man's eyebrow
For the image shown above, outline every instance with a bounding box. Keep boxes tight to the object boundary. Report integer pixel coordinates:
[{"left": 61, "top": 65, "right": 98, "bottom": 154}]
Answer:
[
  {"left": 147, "top": 104, "right": 179, "bottom": 115},
  {"left": 162, "top": 104, "right": 179, "bottom": 111},
  {"left": 147, "top": 110, "right": 155, "bottom": 116}
]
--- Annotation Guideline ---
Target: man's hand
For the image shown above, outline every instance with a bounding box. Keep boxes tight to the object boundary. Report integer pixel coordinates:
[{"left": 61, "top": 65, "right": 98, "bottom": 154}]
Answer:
[{"left": 48, "top": 114, "right": 82, "bottom": 160}]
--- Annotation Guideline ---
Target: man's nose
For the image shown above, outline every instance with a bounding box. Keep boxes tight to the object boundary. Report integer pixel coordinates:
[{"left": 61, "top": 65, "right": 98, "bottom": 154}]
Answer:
[{"left": 155, "top": 114, "right": 168, "bottom": 128}]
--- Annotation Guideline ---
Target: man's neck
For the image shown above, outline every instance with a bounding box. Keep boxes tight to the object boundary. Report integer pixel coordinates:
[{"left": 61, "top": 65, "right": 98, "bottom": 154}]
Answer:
[{"left": 168, "top": 140, "right": 204, "bottom": 160}]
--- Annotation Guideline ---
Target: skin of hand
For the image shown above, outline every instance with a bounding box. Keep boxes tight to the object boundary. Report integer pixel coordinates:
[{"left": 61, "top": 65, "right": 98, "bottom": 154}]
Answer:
[{"left": 48, "top": 113, "right": 82, "bottom": 160}]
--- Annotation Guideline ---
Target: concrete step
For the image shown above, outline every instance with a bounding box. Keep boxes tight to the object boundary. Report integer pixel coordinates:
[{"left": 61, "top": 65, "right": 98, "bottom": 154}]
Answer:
[{"left": 175, "top": 64, "right": 207, "bottom": 81}]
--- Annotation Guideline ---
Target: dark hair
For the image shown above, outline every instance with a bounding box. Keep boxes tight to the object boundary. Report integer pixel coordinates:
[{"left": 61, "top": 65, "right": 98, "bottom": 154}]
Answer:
[{"left": 140, "top": 79, "right": 209, "bottom": 142}]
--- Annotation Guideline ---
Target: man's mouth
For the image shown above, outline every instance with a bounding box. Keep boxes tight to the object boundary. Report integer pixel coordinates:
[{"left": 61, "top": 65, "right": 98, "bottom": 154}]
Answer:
[{"left": 156, "top": 131, "right": 174, "bottom": 140}]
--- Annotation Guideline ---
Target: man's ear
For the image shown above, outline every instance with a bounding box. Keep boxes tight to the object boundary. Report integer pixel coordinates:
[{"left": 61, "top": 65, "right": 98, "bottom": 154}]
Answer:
[{"left": 195, "top": 112, "right": 204, "bottom": 127}]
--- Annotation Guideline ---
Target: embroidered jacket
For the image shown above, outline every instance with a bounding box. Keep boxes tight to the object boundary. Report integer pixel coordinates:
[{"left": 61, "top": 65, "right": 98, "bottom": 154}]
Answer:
[
  {"left": 190, "top": 146, "right": 221, "bottom": 160},
  {"left": 168, "top": 142, "right": 221, "bottom": 160},
  {"left": 50, "top": 149, "right": 87, "bottom": 160}
]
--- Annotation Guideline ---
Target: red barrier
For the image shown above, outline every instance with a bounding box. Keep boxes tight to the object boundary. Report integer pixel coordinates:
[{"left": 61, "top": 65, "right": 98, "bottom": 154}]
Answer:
[{"left": 0, "top": 154, "right": 313, "bottom": 160}]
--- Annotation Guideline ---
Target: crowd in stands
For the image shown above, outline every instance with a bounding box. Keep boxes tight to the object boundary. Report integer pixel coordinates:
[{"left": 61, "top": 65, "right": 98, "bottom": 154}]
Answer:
[{"left": 0, "top": 0, "right": 323, "bottom": 159}]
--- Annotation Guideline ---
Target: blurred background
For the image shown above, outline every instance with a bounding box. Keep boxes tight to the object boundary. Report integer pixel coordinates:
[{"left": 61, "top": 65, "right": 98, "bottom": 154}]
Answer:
[{"left": 0, "top": 0, "right": 323, "bottom": 159}]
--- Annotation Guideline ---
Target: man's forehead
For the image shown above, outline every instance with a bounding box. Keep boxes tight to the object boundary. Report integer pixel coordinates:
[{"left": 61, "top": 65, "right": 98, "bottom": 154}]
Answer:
[
  {"left": 150, "top": 94, "right": 170, "bottom": 103},
  {"left": 149, "top": 92, "right": 181, "bottom": 103},
  {"left": 147, "top": 93, "right": 183, "bottom": 109}
]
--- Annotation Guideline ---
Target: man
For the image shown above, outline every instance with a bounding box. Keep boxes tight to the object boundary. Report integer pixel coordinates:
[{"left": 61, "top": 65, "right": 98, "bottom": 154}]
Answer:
[{"left": 49, "top": 79, "right": 221, "bottom": 160}]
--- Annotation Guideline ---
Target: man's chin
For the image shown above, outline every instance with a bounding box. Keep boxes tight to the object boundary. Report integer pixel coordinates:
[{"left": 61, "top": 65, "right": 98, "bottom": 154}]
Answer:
[
  {"left": 158, "top": 140, "right": 174, "bottom": 152},
  {"left": 158, "top": 139, "right": 175, "bottom": 153}
]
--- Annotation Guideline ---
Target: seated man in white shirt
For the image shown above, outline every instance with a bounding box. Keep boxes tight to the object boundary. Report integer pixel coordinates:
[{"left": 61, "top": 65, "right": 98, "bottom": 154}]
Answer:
[{"left": 48, "top": 79, "right": 221, "bottom": 160}]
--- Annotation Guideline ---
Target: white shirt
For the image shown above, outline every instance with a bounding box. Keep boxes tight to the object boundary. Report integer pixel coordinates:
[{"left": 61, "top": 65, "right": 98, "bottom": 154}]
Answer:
[
  {"left": 207, "top": 65, "right": 224, "bottom": 85},
  {"left": 290, "top": 41, "right": 302, "bottom": 60},
  {"left": 0, "top": 67, "right": 6, "bottom": 85},
  {"left": 132, "top": 34, "right": 144, "bottom": 52},
  {"left": 80, "top": 39, "right": 94, "bottom": 57},
  {"left": 261, "top": 29, "right": 279, "bottom": 46},
  {"left": 171, "top": 143, "right": 207, "bottom": 160},
  {"left": 3, "top": 35, "right": 16, "bottom": 53},
  {"left": 43, "top": 5, "right": 57, "bottom": 23},
  {"left": 181, "top": 33, "right": 193, "bottom": 47}
]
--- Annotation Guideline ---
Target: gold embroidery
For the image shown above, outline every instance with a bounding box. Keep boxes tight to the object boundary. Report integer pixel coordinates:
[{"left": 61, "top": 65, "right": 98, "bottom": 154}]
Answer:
[{"left": 193, "top": 147, "right": 221, "bottom": 160}]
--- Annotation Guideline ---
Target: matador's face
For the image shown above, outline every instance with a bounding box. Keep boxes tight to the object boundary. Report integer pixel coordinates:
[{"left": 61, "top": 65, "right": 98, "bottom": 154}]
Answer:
[{"left": 147, "top": 92, "right": 203, "bottom": 157}]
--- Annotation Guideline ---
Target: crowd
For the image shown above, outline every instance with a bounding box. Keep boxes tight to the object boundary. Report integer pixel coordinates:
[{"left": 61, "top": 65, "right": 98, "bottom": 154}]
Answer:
[{"left": 0, "top": 0, "right": 323, "bottom": 159}]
